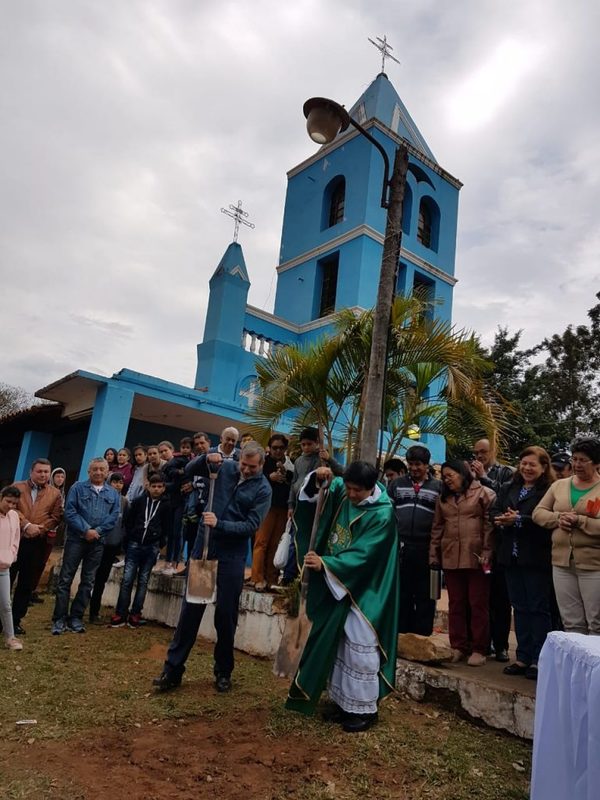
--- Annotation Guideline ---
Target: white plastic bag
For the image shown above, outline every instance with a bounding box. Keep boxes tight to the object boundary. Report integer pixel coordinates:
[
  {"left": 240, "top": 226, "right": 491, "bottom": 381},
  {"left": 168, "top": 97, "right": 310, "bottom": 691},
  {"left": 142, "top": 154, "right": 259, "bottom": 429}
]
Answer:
[{"left": 273, "top": 519, "right": 293, "bottom": 570}]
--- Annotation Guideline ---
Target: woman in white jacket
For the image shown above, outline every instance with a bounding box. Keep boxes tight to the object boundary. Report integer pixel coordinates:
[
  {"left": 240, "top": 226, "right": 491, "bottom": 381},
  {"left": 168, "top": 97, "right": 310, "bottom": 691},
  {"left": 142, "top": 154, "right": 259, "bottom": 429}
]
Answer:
[{"left": 0, "top": 485, "right": 22, "bottom": 650}]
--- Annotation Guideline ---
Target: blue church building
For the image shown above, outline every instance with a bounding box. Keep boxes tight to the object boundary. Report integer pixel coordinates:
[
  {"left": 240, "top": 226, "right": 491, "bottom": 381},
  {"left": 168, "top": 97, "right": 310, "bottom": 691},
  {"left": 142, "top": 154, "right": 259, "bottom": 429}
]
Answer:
[{"left": 3, "top": 72, "right": 460, "bottom": 483}]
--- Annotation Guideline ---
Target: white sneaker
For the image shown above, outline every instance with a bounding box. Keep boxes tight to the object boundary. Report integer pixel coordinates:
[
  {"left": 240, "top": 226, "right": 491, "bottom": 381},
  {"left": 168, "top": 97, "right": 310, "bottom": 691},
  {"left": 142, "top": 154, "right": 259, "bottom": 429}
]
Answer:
[
  {"left": 6, "top": 637, "right": 23, "bottom": 651},
  {"left": 114, "top": 559, "right": 125, "bottom": 568},
  {"left": 161, "top": 566, "right": 176, "bottom": 577}
]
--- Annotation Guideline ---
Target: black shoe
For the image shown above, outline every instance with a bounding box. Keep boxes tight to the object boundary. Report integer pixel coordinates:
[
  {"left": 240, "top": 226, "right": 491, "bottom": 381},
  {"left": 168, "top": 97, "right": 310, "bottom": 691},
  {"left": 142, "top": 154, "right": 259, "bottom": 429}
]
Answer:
[
  {"left": 30, "top": 593, "right": 44, "bottom": 605},
  {"left": 89, "top": 615, "right": 103, "bottom": 625},
  {"left": 495, "top": 649, "right": 510, "bottom": 663},
  {"left": 525, "top": 665, "right": 538, "bottom": 681},
  {"left": 215, "top": 674, "right": 232, "bottom": 693},
  {"left": 152, "top": 671, "right": 182, "bottom": 692},
  {"left": 14, "top": 624, "right": 26, "bottom": 636},
  {"left": 321, "top": 703, "right": 345, "bottom": 723},
  {"left": 342, "top": 712, "right": 378, "bottom": 733},
  {"left": 503, "top": 662, "right": 528, "bottom": 676}
]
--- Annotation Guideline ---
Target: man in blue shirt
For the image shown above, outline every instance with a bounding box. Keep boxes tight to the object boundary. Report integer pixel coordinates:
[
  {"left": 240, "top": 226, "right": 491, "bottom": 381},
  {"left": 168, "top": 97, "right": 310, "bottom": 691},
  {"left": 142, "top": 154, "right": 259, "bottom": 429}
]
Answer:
[
  {"left": 51, "top": 457, "right": 120, "bottom": 635},
  {"left": 153, "top": 443, "right": 271, "bottom": 693}
]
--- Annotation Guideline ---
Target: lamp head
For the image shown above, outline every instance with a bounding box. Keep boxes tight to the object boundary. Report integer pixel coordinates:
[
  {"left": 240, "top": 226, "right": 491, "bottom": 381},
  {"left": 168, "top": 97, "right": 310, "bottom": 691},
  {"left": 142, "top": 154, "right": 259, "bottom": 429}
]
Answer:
[{"left": 303, "top": 97, "right": 350, "bottom": 145}]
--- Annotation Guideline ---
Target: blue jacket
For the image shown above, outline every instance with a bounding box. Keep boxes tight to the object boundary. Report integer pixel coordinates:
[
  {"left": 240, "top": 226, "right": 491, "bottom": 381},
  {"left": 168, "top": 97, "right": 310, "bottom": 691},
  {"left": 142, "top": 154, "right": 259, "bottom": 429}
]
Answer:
[
  {"left": 185, "top": 456, "right": 271, "bottom": 560},
  {"left": 64, "top": 480, "right": 121, "bottom": 541}
]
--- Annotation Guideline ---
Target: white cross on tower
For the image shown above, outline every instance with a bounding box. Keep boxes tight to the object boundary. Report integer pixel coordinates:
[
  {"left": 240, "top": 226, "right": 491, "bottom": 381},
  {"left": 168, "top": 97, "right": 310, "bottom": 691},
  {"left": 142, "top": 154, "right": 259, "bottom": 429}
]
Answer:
[
  {"left": 368, "top": 35, "right": 400, "bottom": 75},
  {"left": 220, "top": 200, "right": 255, "bottom": 243}
]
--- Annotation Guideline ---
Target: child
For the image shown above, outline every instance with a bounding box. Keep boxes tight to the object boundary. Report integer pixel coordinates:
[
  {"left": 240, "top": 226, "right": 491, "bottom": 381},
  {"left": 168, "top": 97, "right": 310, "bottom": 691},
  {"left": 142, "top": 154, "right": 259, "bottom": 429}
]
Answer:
[
  {"left": 162, "top": 437, "right": 193, "bottom": 575},
  {"left": 126, "top": 445, "right": 148, "bottom": 502},
  {"left": 110, "top": 475, "right": 171, "bottom": 628},
  {"left": 0, "top": 486, "right": 23, "bottom": 650},
  {"left": 283, "top": 427, "right": 343, "bottom": 584},
  {"left": 89, "top": 473, "right": 128, "bottom": 624}
]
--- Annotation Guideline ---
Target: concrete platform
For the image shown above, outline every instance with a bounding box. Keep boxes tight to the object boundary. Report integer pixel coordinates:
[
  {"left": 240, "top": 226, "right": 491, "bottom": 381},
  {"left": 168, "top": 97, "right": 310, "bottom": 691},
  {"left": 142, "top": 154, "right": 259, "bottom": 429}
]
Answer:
[
  {"left": 80, "top": 564, "right": 288, "bottom": 658},
  {"left": 396, "top": 644, "right": 536, "bottom": 740}
]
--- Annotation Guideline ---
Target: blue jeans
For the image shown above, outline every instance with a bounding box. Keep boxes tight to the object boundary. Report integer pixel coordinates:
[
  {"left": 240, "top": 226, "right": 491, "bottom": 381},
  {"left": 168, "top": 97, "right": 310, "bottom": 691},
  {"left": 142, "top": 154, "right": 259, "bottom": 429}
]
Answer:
[
  {"left": 116, "top": 542, "right": 159, "bottom": 617},
  {"left": 53, "top": 537, "right": 104, "bottom": 622},
  {"left": 505, "top": 564, "right": 552, "bottom": 665}
]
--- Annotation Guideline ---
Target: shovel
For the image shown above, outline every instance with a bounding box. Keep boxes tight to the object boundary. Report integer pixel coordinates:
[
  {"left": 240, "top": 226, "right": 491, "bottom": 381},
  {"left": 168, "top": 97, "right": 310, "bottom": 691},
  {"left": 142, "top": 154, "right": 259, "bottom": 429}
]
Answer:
[
  {"left": 273, "top": 481, "right": 328, "bottom": 678},
  {"left": 186, "top": 459, "right": 220, "bottom": 604}
]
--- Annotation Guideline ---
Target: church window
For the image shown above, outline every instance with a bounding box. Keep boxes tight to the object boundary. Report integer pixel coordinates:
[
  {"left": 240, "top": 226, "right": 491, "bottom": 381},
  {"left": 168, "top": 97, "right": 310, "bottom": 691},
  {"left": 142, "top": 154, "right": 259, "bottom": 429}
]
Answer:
[
  {"left": 329, "top": 180, "right": 345, "bottom": 227},
  {"left": 417, "top": 204, "right": 432, "bottom": 248},
  {"left": 321, "top": 176, "right": 346, "bottom": 230},
  {"left": 356, "top": 102, "right": 367, "bottom": 124},
  {"left": 318, "top": 253, "right": 339, "bottom": 318},
  {"left": 417, "top": 197, "right": 440, "bottom": 252}
]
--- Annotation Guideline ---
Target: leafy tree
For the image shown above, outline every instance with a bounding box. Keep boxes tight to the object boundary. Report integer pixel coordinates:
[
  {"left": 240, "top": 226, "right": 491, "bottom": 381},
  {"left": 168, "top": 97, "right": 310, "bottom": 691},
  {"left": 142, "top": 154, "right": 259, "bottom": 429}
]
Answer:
[{"left": 482, "top": 293, "right": 600, "bottom": 460}]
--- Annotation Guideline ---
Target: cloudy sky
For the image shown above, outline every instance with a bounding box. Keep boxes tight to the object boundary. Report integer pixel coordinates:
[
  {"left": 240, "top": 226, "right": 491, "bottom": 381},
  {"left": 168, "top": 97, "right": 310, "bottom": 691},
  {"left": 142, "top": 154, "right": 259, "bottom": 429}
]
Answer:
[{"left": 2, "top": 0, "right": 599, "bottom": 394}]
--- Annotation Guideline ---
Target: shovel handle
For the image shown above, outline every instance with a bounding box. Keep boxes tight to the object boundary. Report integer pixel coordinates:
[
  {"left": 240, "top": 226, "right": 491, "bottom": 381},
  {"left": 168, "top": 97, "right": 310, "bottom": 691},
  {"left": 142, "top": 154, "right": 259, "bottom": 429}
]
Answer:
[
  {"left": 300, "top": 481, "right": 328, "bottom": 602},
  {"left": 201, "top": 462, "right": 220, "bottom": 561}
]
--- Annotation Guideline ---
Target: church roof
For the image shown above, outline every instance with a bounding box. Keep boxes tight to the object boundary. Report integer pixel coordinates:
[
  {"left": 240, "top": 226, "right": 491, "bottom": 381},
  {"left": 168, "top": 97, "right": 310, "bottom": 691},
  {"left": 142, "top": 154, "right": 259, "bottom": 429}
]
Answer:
[
  {"left": 347, "top": 73, "right": 436, "bottom": 163},
  {"left": 211, "top": 241, "right": 249, "bottom": 282}
]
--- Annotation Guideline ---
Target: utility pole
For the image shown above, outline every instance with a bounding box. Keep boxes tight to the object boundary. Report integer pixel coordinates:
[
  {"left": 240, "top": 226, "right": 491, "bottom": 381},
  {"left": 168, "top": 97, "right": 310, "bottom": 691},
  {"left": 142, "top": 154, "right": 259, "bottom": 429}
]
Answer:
[{"left": 359, "top": 144, "right": 408, "bottom": 466}]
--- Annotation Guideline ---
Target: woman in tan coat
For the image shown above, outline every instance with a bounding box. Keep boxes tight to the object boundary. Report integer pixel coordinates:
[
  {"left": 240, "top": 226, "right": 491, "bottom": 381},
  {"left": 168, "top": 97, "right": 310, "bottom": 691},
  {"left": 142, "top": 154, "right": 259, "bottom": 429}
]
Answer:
[
  {"left": 430, "top": 459, "right": 496, "bottom": 665},
  {"left": 533, "top": 438, "right": 600, "bottom": 634}
]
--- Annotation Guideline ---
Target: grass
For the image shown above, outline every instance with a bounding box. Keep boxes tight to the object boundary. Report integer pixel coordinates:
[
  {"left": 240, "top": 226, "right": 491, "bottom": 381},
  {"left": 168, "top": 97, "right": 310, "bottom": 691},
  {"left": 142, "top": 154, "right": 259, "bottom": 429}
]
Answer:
[{"left": 0, "top": 603, "right": 532, "bottom": 800}]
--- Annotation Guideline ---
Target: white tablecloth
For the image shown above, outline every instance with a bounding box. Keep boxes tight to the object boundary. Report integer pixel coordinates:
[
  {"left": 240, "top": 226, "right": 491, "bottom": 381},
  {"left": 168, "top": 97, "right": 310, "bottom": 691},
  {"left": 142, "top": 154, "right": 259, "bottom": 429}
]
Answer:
[{"left": 531, "top": 632, "right": 600, "bottom": 800}]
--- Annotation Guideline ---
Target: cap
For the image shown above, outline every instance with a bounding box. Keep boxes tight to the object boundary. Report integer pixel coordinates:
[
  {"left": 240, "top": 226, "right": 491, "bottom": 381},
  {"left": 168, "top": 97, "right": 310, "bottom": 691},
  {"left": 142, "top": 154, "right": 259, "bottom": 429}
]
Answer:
[{"left": 551, "top": 452, "right": 571, "bottom": 467}]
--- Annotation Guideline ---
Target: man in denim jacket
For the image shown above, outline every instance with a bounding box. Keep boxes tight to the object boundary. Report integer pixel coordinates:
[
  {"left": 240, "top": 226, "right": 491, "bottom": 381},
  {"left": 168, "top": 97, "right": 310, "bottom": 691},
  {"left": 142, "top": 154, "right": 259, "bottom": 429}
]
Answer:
[{"left": 51, "top": 458, "right": 120, "bottom": 635}]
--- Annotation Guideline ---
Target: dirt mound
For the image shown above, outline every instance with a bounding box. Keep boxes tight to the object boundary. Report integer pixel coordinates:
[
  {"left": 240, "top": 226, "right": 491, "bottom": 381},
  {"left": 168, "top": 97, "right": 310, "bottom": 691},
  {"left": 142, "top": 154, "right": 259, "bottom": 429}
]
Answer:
[{"left": 13, "top": 710, "right": 345, "bottom": 800}]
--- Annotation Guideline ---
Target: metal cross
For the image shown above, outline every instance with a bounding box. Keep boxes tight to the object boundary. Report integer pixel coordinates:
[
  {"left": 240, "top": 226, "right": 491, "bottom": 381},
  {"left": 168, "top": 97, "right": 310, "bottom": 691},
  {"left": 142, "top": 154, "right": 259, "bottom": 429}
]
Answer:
[
  {"left": 220, "top": 200, "right": 255, "bottom": 243},
  {"left": 368, "top": 35, "right": 400, "bottom": 74}
]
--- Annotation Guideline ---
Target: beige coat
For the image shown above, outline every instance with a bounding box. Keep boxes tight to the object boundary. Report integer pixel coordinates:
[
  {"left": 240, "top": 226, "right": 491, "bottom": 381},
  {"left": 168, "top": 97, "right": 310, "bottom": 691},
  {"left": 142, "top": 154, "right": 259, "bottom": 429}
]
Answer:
[
  {"left": 532, "top": 478, "right": 600, "bottom": 569},
  {"left": 429, "top": 481, "right": 496, "bottom": 570}
]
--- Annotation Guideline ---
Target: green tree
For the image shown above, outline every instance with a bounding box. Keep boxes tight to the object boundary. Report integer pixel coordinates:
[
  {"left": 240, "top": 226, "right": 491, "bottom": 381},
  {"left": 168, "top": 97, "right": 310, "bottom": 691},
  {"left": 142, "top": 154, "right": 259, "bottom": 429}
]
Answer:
[{"left": 482, "top": 293, "right": 600, "bottom": 459}]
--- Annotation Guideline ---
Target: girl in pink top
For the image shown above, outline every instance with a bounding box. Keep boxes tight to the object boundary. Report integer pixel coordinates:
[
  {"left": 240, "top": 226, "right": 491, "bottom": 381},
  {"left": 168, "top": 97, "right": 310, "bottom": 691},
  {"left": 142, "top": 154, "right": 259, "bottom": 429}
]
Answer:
[{"left": 0, "top": 485, "right": 23, "bottom": 650}]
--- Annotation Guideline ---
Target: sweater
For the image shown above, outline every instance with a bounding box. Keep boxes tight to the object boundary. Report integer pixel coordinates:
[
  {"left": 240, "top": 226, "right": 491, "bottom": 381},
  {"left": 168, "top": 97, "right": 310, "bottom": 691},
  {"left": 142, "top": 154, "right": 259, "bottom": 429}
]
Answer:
[
  {"left": 387, "top": 476, "right": 442, "bottom": 552},
  {"left": 533, "top": 478, "right": 600, "bottom": 569},
  {"left": 0, "top": 509, "right": 20, "bottom": 569}
]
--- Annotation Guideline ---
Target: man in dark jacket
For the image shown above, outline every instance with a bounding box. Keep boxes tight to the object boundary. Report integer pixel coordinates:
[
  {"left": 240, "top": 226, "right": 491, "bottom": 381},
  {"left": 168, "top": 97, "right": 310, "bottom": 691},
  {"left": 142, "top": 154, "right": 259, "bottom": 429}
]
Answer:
[
  {"left": 153, "top": 443, "right": 271, "bottom": 694},
  {"left": 388, "top": 445, "right": 442, "bottom": 636},
  {"left": 110, "top": 474, "right": 171, "bottom": 628}
]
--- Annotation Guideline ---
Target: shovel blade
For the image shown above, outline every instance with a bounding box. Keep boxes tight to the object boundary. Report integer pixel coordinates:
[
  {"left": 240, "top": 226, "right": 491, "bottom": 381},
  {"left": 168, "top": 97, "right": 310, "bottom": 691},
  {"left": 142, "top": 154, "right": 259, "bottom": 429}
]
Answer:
[
  {"left": 273, "top": 610, "right": 312, "bottom": 678},
  {"left": 186, "top": 558, "right": 218, "bottom": 605}
]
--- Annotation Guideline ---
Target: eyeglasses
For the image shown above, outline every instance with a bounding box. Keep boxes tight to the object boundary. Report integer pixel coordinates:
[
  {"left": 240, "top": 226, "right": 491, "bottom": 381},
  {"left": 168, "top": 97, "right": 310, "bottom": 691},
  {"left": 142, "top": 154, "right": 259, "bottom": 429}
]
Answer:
[{"left": 572, "top": 457, "right": 593, "bottom": 465}]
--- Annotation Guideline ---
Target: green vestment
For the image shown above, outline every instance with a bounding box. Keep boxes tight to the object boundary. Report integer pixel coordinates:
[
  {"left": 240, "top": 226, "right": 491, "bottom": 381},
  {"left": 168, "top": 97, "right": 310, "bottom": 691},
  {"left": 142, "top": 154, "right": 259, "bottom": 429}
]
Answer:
[{"left": 286, "top": 477, "right": 400, "bottom": 715}]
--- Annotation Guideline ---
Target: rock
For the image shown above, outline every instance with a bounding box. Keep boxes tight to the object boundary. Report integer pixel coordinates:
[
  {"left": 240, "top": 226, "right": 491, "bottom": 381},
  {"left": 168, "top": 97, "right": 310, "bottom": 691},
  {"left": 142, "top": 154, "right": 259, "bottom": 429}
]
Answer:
[{"left": 397, "top": 633, "right": 452, "bottom": 663}]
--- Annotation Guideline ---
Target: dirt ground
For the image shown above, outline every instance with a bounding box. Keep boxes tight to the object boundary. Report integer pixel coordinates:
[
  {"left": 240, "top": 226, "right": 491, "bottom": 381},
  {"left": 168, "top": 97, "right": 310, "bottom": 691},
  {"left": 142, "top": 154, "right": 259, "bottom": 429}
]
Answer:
[{"left": 0, "top": 604, "right": 532, "bottom": 800}]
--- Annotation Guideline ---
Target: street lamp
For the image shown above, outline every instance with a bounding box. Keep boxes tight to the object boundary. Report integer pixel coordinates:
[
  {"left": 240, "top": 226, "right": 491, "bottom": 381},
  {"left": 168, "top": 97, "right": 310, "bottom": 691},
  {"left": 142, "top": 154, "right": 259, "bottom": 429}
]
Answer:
[{"left": 303, "top": 96, "right": 409, "bottom": 466}]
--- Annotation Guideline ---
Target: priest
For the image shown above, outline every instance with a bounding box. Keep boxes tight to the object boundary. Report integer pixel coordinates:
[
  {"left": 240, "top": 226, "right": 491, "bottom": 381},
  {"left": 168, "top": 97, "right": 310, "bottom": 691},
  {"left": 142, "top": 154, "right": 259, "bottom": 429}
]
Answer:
[{"left": 286, "top": 461, "right": 400, "bottom": 732}]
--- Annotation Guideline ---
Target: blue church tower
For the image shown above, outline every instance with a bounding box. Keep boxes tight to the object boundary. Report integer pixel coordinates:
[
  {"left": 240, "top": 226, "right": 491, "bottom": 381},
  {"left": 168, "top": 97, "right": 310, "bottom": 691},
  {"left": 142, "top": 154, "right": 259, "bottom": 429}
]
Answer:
[{"left": 272, "top": 73, "right": 459, "bottom": 329}]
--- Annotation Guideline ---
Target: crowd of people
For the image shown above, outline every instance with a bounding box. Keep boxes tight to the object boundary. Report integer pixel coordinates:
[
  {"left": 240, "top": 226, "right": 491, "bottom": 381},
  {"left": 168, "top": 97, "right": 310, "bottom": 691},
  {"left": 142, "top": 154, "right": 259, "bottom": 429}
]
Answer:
[{"left": 2, "top": 423, "right": 600, "bottom": 733}]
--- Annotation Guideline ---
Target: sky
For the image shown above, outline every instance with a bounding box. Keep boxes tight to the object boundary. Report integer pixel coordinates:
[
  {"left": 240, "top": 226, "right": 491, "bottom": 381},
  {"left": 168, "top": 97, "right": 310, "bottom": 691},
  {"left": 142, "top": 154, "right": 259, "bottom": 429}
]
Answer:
[{"left": 2, "top": 0, "right": 599, "bottom": 394}]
